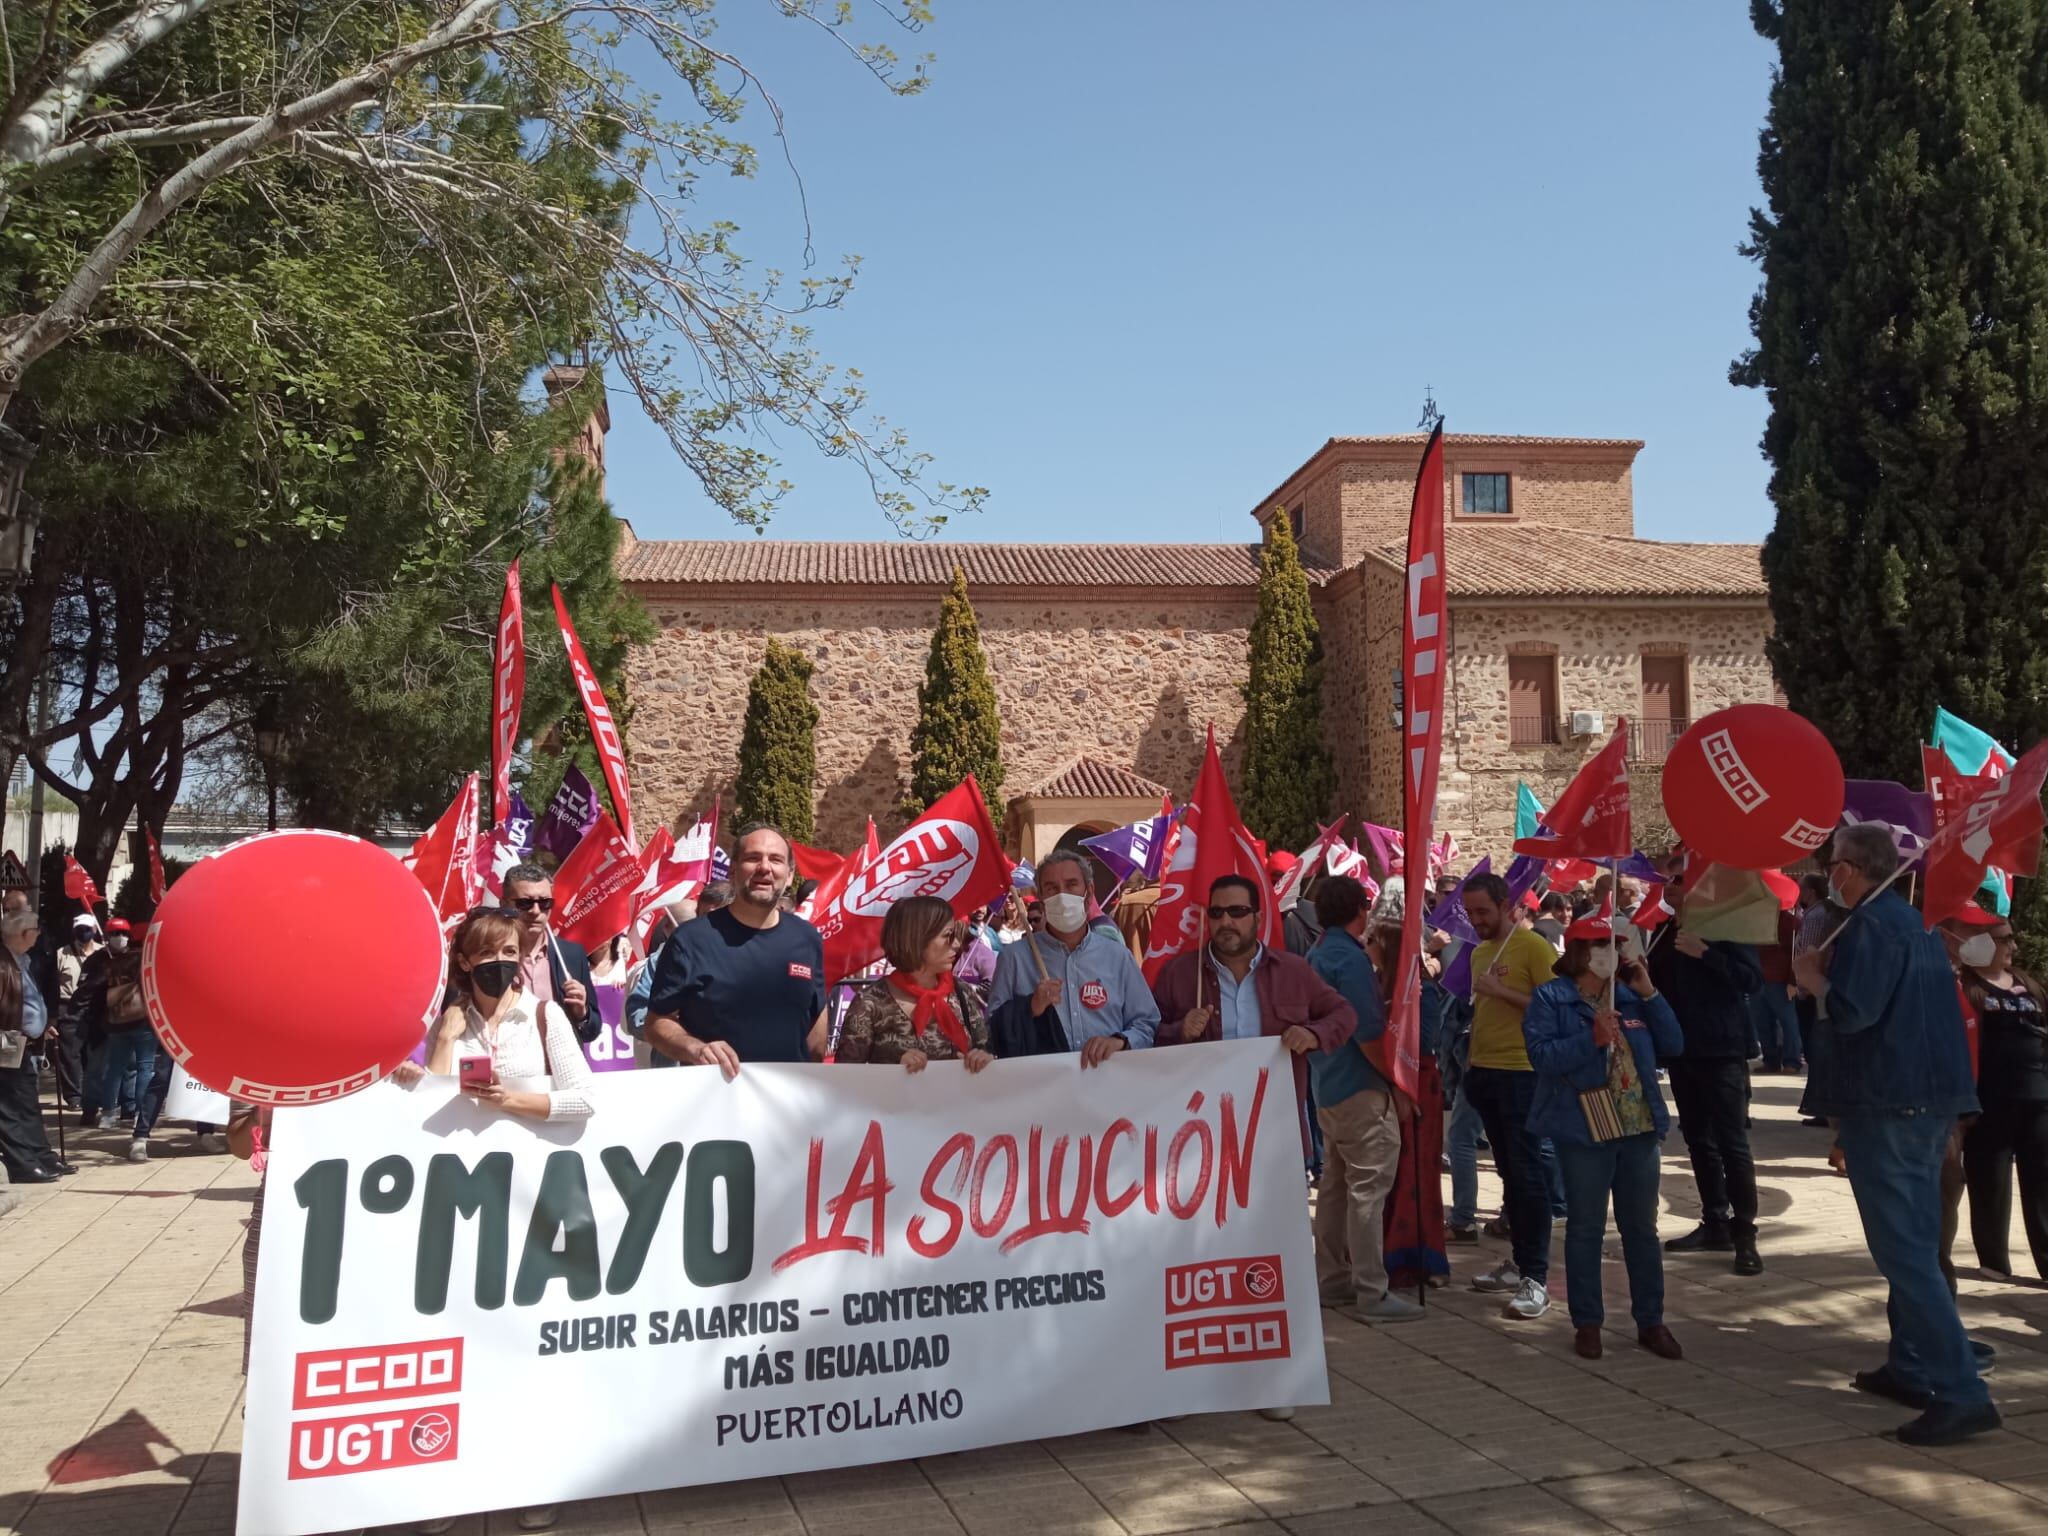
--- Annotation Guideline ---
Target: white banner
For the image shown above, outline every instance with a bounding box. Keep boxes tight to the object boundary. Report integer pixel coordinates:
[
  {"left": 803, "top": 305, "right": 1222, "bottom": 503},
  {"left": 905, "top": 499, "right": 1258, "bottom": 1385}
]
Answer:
[
  {"left": 163, "top": 1064, "right": 230, "bottom": 1125},
  {"left": 238, "top": 1041, "right": 1325, "bottom": 1534}
]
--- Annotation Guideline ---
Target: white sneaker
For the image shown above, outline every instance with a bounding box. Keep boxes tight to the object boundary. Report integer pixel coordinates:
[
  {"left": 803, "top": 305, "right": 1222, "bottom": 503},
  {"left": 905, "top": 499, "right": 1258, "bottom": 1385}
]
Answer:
[
  {"left": 1258, "top": 1406, "right": 1295, "bottom": 1422},
  {"left": 127, "top": 1139, "right": 149, "bottom": 1163},
  {"left": 1502, "top": 1277, "right": 1549, "bottom": 1320},
  {"left": 1358, "top": 1292, "right": 1427, "bottom": 1324},
  {"left": 1470, "top": 1259, "right": 1521, "bottom": 1294}
]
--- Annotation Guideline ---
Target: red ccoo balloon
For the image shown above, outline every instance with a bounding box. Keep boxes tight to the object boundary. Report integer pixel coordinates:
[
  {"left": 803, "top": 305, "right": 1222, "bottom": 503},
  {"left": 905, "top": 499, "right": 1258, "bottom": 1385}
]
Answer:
[
  {"left": 1661, "top": 705, "right": 1845, "bottom": 872},
  {"left": 142, "top": 830, "right": 447, "bottom": 1104}
]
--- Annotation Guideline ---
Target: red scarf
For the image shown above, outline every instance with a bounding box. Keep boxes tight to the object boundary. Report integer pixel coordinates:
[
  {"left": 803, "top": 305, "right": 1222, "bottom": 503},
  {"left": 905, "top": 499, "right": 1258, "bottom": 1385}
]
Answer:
[{"left": 888, "top": 969, "right": 971, "bottom": 1055}]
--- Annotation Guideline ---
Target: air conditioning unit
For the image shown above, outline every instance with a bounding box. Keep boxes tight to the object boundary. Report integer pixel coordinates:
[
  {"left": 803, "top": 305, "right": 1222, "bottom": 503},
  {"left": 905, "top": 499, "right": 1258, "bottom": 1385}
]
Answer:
[{"left": 1569, "top": 709, "right": 1604, "bottom": 739}]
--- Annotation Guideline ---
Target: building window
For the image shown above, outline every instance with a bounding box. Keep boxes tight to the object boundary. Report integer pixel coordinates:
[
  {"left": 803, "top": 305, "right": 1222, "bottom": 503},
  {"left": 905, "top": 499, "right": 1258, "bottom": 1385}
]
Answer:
[
  {"left": 1289, "top": 504, "right": 1305, "bottom": 541},
  {"left": 1463, "top": 472, "right": 1511, "bottom": 516},
  {"left": 1508, "top": 654, "right": 1559, "bottom": 745},
  {"left": 1637, "top": 654, "right": 1690, "bottom": 762}
]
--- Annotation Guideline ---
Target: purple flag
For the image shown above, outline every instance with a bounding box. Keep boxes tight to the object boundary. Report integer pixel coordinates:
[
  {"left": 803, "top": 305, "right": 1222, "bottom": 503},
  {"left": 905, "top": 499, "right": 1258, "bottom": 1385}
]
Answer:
[
  {"left": 536, "top": 765, "right": 602, "bottom": 861},
  {"left": 1840, "top": 778, "right": 1935, "bottom": 866},
  {"left": 1615, "top": 849, "right": 1668, "bottom": 885},
  {"left": 1361, "top": 822, "right": 1405, "bottom": 878},
  {"left": 1082, "top": 812, "right": 1172, "bottom": 885},
  {"left": 713, "top": 846, "right": 731, "bottom": 881},
  {"left": 502, "top": 789, "right": 535, "bottom": 859}
]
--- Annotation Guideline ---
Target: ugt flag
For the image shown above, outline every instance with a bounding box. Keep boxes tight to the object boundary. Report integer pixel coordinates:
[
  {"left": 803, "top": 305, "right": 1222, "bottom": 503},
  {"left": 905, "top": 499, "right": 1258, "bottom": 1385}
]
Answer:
[
  {"left": 808, "top": 781, "right": 1011, "bottom": 984},
  {"left": 1142, "top": 727, "right": 1278, "bottom": 982}
]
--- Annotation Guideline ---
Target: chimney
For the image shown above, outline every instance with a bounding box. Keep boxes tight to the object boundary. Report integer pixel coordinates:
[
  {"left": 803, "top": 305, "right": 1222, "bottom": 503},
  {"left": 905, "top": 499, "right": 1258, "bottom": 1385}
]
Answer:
[{"left": 541, "top": 363, "right": 610, "bottom": 496}]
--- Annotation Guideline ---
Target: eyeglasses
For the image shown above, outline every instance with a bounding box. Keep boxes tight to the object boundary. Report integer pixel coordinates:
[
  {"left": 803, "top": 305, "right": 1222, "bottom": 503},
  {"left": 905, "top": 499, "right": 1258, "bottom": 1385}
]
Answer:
[
  {"left": 511, "top": 896, "right": 553, "bottom": 912},
  {"left": 1207, "top": 904, "right": 1257, "bottom": 921}
]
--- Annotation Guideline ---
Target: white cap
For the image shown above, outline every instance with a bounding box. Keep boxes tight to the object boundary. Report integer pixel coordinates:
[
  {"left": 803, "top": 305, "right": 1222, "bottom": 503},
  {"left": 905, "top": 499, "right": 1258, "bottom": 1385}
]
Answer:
[{"left": 71, "top": 913, "right": 100, "bottom": 931}]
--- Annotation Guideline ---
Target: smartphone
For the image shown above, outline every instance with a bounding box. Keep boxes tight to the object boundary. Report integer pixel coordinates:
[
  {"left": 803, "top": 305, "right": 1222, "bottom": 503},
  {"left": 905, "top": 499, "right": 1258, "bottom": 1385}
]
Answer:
[{"left": 458, "top": 1054, "right": 495, "bottom": 1089}]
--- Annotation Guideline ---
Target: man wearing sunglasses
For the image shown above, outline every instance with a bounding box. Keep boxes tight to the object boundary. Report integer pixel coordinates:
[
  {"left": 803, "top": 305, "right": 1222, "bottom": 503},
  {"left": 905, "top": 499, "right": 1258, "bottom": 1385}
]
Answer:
[{"left": 501, "top": 862, "right": 596, "bottom": 1042}]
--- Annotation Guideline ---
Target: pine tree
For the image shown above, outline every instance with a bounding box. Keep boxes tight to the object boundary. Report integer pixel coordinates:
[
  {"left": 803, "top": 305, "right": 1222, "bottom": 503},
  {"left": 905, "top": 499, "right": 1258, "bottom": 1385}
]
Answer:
[
  {"left": 735, "top": 641, "right": 819, "bottom": 843},
  {"left": 1735, "top": 0, "right": 2048, "bottom": 783},
  {"left": 904, "top": 568, "right": 1005, "bottom": 817},
  {"left": 1239, "top": 513, "right": 1335, "bottom": 849}
]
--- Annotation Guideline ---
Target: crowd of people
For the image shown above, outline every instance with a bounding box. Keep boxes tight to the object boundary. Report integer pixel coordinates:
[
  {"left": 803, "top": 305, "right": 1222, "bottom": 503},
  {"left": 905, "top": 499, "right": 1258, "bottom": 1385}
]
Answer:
[{"left": 3, "top": 809, "right": 2040, "bottom": 1476}]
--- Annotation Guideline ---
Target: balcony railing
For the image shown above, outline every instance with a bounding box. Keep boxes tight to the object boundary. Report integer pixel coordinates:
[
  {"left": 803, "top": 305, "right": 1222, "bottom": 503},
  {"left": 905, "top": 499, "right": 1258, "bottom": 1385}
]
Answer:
[
  {"left": 1632, "top": 717, "right": 1690, "bottom": 763},
  {"left": 1509, "top": 715, "right": 1562, "bottom": 747}
]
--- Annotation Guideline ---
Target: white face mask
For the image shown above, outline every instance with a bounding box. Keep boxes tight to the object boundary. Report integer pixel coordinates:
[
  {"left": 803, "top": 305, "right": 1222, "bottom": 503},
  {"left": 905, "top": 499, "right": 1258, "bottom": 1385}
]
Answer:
[
  {"left": 1586, "top": 948, "right": 1619, "bottom": 981},
  {"left": 1042, "top": 893, "right": 1089, "bottom": 933},
  {"left": 1958, "top": 933, "right": 1997, "bottom": 969}
]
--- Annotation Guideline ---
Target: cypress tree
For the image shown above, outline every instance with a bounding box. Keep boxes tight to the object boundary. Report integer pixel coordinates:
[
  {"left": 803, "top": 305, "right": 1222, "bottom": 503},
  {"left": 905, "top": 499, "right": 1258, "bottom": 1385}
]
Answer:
[
  {"left": 904, "top": 568, "right": 1005, "bottom": 816},
  {"left": 1239, "top": 512, "right": 1335, "bottom": 849},
  {"left": 1735, "top": 0, "right": 2048, "bottom": 782},
  {"left": 735, "top": 641, "right": 819, "bottom": 843}
]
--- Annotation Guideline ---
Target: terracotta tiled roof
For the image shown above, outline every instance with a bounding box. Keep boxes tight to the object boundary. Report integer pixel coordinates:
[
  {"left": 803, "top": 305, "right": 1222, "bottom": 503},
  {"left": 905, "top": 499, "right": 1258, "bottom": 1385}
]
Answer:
[
  {"left": 1330, "top": 432, "right": 1646, "bottom": 450},
  {"left": 1367, "top": 523, "right": 1765, "bottom": 600},
  {"left": 618, "top": 540, "right": 1339, "bottom": 588},
  {"left": 1026, "top": 757, "right": 1171, "bottom": 801}
]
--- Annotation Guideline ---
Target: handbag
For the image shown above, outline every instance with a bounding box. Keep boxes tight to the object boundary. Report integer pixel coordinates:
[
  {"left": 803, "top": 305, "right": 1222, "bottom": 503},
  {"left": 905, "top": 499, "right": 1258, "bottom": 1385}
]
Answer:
[{"left": 1579, "top": 1031, "right": 1654, "bottom": 1142}]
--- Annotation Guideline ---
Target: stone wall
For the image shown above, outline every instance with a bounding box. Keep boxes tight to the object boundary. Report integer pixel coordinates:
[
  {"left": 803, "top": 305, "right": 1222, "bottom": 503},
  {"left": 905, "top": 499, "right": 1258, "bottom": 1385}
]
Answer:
[
  {"left": 626, "top": 586, "right": 1263, "bottom": 850},
  {"left": 1362, "top": 595, "right": 1777, "bottom": 865},
  {"left": 1269, "top": 441, "right": 1638, "bottom": 570}
]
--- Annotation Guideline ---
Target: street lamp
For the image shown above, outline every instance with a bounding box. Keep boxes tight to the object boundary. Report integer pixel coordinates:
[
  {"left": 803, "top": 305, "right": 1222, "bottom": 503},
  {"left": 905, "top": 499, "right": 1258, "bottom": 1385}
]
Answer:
[
  {"left": 253, "top": 696, "right": 284, "bottom": 832},
  {"left": 0, "top": 421, "right": 38, "bottom": 583}
]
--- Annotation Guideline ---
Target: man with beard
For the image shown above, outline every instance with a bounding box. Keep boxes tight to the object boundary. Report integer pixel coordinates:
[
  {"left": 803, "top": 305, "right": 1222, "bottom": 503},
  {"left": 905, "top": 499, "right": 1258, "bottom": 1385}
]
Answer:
[{"left": 644, "top": 823, "right": 828, "bottom": 1075}]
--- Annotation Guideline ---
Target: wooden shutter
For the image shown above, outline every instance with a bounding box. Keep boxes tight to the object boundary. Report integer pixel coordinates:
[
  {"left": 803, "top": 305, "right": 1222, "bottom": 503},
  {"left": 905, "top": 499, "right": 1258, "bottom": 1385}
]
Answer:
[{"left": 1508, "top": 655, "right": 1556, "bottom": 744}]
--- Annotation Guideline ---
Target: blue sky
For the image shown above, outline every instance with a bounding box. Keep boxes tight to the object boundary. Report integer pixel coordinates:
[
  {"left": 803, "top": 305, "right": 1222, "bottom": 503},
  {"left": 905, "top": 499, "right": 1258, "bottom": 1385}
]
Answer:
[{"left": 602, "top": 3, "right": 1778, "bottom": 548}]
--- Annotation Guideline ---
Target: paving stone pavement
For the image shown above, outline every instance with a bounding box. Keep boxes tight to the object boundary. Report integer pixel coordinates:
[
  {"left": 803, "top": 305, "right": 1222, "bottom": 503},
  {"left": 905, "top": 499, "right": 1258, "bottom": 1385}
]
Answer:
[{"left": 1, "top": 1079, "right": 2043, "bottom": 1536}]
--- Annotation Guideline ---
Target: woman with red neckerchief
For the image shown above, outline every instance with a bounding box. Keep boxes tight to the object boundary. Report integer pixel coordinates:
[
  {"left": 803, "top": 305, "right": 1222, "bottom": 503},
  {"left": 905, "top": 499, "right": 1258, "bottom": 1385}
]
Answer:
[{"left": 836, "top": 896, "right": 995, "bottom": 1074}]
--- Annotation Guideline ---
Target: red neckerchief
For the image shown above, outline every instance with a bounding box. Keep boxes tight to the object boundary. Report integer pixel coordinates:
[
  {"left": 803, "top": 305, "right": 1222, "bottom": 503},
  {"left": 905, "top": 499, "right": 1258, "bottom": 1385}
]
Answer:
[{"left": 888, "top": 969, "right": 971, "bottom": 1055}]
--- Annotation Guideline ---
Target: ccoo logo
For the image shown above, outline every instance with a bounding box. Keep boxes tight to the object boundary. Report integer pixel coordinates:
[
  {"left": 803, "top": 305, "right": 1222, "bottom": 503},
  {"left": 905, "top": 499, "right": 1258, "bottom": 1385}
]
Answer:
[{"left": 845, "top": 821, "right": 979, "bottom": 916}]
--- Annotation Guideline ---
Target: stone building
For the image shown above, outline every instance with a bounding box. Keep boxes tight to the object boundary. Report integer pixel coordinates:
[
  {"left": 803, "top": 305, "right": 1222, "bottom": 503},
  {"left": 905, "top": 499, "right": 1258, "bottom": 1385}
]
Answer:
[{"left": 620, "top": 431, "right": 1772, "bottom": 864}]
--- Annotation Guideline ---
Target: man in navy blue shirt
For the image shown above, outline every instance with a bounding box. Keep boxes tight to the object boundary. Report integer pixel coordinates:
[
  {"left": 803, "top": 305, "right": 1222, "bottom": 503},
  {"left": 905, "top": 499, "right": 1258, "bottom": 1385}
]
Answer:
[
  {"left": 645, "top": 824, "right": 827, "bottom": 1076},
  {"left": 1795, "top": 823, "right": 1995, "bottom": 1445}
]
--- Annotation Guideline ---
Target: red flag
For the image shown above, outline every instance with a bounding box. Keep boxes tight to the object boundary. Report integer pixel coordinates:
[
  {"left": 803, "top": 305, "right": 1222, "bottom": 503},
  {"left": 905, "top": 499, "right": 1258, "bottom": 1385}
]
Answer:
[
  {"left": 553, "top": 811, "right": 643, "bottom": 952},
  {"left": 491, "top": 562, "right": 525, "bottom": 828},
  {"left": 1512, "top": 721, "right": 1634, "bottom": 861},
  {"left": 1923, "top": 740, "right": 2048, "bottom": 928},
  {"left": 791, "top": 840, "right": 848, "bottom": 886},
  {"left": 550, "top": 584, "right": 634, "bottom": 849},
  {"left": 628, "top": 808, "right": 721, "bottom": 955},
  {"left": 1272, "top": 815, "right": 1348, "bottom": 912},
  {"left": 62, "top": 855, "right": 102, "bottom": 911},
  {"left": 1388, "top": 422, "right": 1448, "bottom": 1100},
  {"left": 1548, "top": 857, "right": 1600, "bottom": 889},
  {"left": 144, "top": 828, "right": 167, "bottom": 906},
  {"left": 404, "top": 774, "right": 483, "bottom": 924},
  {"left": 1142, "top": 727, "right": 1280, "bottom": 983},
  {"left": 1632, "top": 886, "right": 1674, "bottom": 931},
  {"left": 808, "top": 783, "right": 1011, "bottom": 984}
]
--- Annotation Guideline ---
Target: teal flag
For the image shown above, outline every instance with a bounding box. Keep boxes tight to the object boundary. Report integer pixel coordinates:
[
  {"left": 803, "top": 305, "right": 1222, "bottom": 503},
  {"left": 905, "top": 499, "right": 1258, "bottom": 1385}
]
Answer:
[
  {"left": 1930, "top": 707, "right": 2015, "bottom": 911},
  {"left": 1515, "top": 782, "right": 1544, "bottom": 842},
  {"left": 1932, "top": 706, "right": 2015, "bottom": 775}
]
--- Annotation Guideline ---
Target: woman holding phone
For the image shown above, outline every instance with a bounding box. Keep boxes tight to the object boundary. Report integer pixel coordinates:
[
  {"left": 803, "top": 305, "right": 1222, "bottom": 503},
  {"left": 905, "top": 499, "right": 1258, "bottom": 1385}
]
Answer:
[
  {"left": 1522, "top": 903, "right": 1684, "bottom": 1361},
  {"left": 427, "top": 908, "right": 594, "bottom": 1122}
]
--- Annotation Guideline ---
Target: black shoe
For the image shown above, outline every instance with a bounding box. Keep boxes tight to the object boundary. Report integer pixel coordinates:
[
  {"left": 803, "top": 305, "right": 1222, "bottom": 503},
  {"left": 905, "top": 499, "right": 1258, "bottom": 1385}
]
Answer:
[
  {"left": 1802, "top": 1115, "right": 1830, "bottom": 1127},
  {"left": 1970, "top": 1339, "right": 1997, "bottom": 1370},
  {"left": 1895, "top": 1402, "right": 2002, "bottom": 1446},
  {"left": 1482, "top": 1216, "right": 1511, "bottom": 1239},
  {"left": 1446, "top": 1224, "right": 1479, "bottom": 1245},
  {"left": 7, "top": 1167, "right": 60, "bottom": 1185},
  {"left": 1732, "top": 1242, "right": 1763, "bottom": 1276},
  {"left": 40, "top": 1160, "right": 75, "bottom": 1176},
  {"left": 1854, "top": 1366, "right": 1933, "bottom": 1410},
  {"left": 1664, "top": 1223, "right": 1734, "bottom": 1253}
]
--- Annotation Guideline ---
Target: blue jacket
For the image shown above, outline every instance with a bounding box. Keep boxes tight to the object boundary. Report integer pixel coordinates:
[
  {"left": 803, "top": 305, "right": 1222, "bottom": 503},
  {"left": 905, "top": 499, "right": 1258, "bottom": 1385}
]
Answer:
[
  {"left": 1305, "top": 927, "right": 1387, "bottom": 1104},
  {"left": 1522, "top": 976, "right": 1683, "bottom": 1147},
  {"left": 1804, "top": 889, "right": 1978, "bottom": 1120}
]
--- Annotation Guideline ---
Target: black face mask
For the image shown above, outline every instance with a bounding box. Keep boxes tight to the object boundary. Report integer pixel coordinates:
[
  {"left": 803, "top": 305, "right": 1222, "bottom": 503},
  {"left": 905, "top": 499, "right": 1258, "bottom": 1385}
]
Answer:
[{"left": 469, "top": 959, "right": 520, "bottom": 998}]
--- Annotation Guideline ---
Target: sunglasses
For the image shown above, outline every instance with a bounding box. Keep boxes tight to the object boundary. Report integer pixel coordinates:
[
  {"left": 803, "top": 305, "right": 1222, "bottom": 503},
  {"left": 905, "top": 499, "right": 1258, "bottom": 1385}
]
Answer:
[
  {"left": 511, "top": 896, "right": 553, "bottom": 912},
  {"left": 1207, "top": 904, "right": 1257, "bottom": 921}
]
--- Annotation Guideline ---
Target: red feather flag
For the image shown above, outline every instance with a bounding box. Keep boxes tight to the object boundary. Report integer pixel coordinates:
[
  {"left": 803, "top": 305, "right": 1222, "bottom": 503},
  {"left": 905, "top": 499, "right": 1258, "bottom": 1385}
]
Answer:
[
  {"left": 1388, "top": 423, "right": 1447, "bottom": 1101},
  {"left": 1142, "top": 729, "right": 1281, "bottom": 983},
  {"left": 550, "top": 584, "right": 635, "bottom": 849},
  {"left": 552, "top": 812, "right": 643, "bottom": 952},
  {"left": 490, "top": 561, "right": 525, "bottom": 828}
]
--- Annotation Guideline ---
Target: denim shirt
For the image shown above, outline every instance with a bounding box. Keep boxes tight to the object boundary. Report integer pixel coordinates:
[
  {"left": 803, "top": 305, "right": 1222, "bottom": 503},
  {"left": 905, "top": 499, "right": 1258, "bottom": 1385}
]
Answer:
[
  {"left": 988, "top": 927, "right": 1159, "bottom": 1050},
  {"left": 1803, "top": 890, "right": 1978, "bottom": 1120},
  {"left": 12, "top": 950, "right": 48, "bottom": 1040},
  {"left": 1522, "top": 976, "right": 1683, "bottom": 1147}
]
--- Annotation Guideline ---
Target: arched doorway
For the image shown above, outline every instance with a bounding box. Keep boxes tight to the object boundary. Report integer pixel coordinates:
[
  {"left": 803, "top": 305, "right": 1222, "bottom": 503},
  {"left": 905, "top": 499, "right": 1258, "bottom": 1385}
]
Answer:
[{"left": 1053, "top": 821, "right": 1122, "bottom": 904}]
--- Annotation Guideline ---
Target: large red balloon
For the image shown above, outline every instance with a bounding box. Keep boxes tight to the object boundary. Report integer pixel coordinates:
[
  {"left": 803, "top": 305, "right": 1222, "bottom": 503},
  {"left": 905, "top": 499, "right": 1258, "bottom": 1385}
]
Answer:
[
  {"left": 1661, "top": 705, "right": 1845, "bottom": 871},
  {"left": 142, "top": 830, "right": 447, "bottom": 1104}
]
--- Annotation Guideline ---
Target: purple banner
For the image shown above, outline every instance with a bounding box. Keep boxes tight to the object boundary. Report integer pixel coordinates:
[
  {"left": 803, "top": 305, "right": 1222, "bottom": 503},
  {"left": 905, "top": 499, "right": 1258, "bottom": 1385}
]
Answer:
[
  {"left": 580, "top": 981, "right": 635, "bottom": 1072},
  {"left": 536, "top": 765, "right": 602, "bottom": 862},
  {"left": 1081, "top": 813, "right": 1170, "bottom": 884}
]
